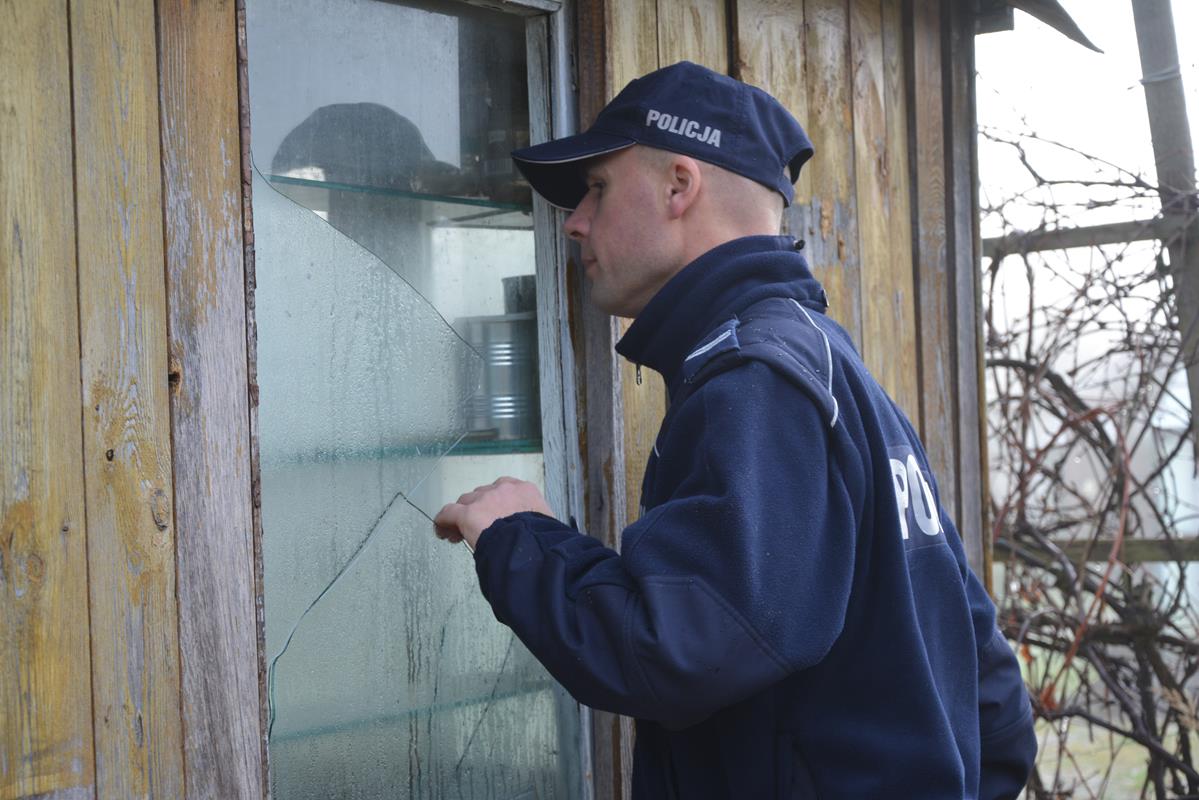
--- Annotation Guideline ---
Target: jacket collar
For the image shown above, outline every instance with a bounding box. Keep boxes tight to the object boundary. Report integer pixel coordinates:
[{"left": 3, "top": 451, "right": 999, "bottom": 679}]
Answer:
[{"left": 615, "top": 235, "right": 827, "bottom": 391}]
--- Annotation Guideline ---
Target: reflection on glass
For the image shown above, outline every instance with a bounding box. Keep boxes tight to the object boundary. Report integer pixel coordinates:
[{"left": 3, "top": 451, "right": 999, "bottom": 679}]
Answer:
[{"left": 247, "top": 0, "right": 578, "bottom": 796}]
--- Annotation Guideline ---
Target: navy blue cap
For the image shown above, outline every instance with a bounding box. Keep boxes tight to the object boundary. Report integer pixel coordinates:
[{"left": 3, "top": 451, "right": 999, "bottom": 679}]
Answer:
[{"left": 511, "top": 61, "right": 814, "bottom": 210}]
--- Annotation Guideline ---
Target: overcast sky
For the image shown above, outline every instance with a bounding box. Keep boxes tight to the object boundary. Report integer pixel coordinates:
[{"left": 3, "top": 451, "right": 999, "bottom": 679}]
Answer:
[{"left": 975, "top": 1, "right": 1198, "bottom": 237}]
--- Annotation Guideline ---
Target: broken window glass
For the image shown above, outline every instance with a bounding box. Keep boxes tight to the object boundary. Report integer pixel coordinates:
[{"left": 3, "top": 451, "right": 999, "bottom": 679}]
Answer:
[{"left": 247, "top": 0, "right": 580, "bottom": 796}]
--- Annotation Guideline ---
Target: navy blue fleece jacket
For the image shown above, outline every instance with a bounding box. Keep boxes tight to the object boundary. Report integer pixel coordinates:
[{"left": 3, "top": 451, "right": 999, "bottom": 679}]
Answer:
[{"left": 473, "top": 236, "right": 1036, "bottom": 798}]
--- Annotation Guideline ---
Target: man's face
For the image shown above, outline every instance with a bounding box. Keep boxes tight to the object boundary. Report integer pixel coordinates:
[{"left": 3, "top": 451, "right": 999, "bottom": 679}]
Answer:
[{"left": 563, "top": 146, "right": 679, "bottom": 318}]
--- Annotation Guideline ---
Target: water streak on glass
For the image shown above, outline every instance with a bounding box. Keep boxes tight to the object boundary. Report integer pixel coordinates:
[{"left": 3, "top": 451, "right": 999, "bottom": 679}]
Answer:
[{"left": 247, "top": 0, "right": 580, "bottom": 796}]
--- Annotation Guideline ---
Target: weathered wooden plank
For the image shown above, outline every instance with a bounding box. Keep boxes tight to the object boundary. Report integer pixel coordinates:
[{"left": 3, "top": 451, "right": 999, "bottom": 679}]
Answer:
[
  {"left": 908, "top": 0, "right": 957, "bottom": 515},
  {"left": 233, "top": 5, "right": 272, "bottom": 793},
  {"left": 880, "top": 0, "right": 920, "bottom": 420},
  {"left": 69, "top": 0, "right": 186, "bottom": 796},
  {"left": 850, "top": 0, "right": 897, "bottom": 403},
  {"left": 734, "top": 0, "right": 811, "bottom": 209},
  {"left": 1058, "top": 538, "right": 1199, "bottom": 564},
  {"left": 606, "top": 0, "right": 658, "bottom": 92},
  {"left": 656, "top": 0, "right": 728, "bottom": 74},
  {"left": 0, "top": 5, "right": 97, "bottom": 798},
  {"left": 982, "top": 217, "right": 1180, "bottom": 259},
  {"left": 804, "top": 0, "right": 863, "bottom": 345},
  {"left": 577, "top": 0, "right": 609, "bottom": 131},
  {"left": 1131, "top": 0, "right": 1199, "bottom": 458},
  {"left": 155, "top": 0, "right": 265, "bottom": 796},
  {"left": 945, "top": 0, "right": 985, "bottom": 576}
]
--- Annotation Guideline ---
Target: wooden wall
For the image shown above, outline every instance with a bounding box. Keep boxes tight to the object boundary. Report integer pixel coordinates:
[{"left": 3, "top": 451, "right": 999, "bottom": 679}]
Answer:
[
  {"left": 2, "top": 1, "right": 984, "bottom": 798},
  {"left": 1, "top": 3, "right": 262, "bottom": 798},
  {"left": 577, "top": 0, "right": 986, "bottom": 795}
]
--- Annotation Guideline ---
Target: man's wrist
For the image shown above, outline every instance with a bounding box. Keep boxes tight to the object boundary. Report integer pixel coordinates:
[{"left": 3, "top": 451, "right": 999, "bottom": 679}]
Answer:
[{"left": 468, "top": 510, "right": 542, "bottom": 558}]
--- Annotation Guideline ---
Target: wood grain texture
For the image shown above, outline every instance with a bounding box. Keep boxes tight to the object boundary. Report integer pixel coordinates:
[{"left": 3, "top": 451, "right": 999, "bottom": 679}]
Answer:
[
  {"left": 155, "top": 0, "right": 265, "bottom": 796},
  {"left": 656, "top": 0, "right": 728, "bottom": 73},
  {"left": 576, "top": 0, "right": 610, "bottom": 128},
  {"left": 69, "top": 0, "right": 186, "bottom": 796},
  {"left": 803, "top": 0, "right": 863, "bottom": 345},
  {"left": 605, "top": 0, "right": 658, "bottom": 93},
  {"left": 908, "top": 0, "right": 957, "bottom": 516},
  {"left": 879, "top": 0, "right": 919, "bottom": 419},
  {"left": 945, "top": 0, "right": 985, "bottom": 576},
  {"left": 734, "top": 0, "right": 811, "bottom": 208},
  {"left": 228, "top": 4, "right": 273, "bottom": 793},
  {"left": 850, "top": 0, "right": 895, "bottom": 398},
  {"left": 0, "top": 5, "right": 96, "bottom": 798},
  {"left": 1057, "top": 538, "right": 1199, "bottom": 564},
  {"left": 1131, "top": 0, "right": 1199, "bottom": 459},
  {"left": 233, "top": 1, "right": 272, "bottom": 791}
]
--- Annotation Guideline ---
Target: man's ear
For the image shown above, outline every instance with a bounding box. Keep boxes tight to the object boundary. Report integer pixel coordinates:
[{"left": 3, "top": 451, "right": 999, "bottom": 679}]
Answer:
[{"left": 665, "top": 155, "right": 702, "bottom": 219}]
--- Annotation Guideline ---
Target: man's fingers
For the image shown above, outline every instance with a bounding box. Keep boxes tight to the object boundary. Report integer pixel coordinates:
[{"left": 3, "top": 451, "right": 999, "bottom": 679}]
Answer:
[
  {"left": 461, "top": 477, "right": 520, "bottom": 505},
  {"left": 476, "top": 476, "right": 518, "bottom": 493},
  {"left": 432, "top": 503, "right": 465, "bottom": 543},
  {"left": 434, "top": 477, "right": 546, "bottom": 551}
]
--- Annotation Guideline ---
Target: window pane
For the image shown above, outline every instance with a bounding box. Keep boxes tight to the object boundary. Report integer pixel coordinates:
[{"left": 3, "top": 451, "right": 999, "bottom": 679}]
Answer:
[{"left": 246, "top": 0, "right": 580, "bottom": 796}]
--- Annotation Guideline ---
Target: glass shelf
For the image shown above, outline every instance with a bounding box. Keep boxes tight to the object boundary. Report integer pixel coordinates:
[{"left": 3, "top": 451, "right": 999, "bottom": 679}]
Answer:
[
  {"left": 267, "top": 173, "right": 534, "bottom": 230},
  {"left": 454, "top": 437, "right": 542, "bottom": 455},
  {"left": 263, "top": 437, "right": 544, "bottom": 467}
]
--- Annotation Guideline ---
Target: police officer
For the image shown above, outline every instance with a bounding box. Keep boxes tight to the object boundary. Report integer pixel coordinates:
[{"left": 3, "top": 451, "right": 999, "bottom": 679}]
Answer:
[{"left": 434, "top": 61, "right": 1036, "bottom": 799}]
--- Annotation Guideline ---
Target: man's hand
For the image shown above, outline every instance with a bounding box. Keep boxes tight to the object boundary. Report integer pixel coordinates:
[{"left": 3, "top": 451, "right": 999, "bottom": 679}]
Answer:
[{"left": 433, "top": 476, "right": 553, "bottom": 552}]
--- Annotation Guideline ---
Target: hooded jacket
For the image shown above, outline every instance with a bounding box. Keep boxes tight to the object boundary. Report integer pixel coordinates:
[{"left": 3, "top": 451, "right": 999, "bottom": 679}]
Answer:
[{"left": 473, "top": 235, "right": 1036, "bottom": 798}]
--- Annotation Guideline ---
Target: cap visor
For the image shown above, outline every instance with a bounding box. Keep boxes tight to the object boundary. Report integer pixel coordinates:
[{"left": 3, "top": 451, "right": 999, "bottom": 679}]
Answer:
[{"left": 512, "top": 129, "right": 635, "bottom": 209}]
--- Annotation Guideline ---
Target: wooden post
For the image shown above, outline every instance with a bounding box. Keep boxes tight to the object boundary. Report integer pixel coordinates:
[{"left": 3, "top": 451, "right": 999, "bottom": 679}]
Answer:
[
  {"left": 854, "top": 0, "right": 921, "bottom": 419},
  {"left": 1131, "top": 0, "right": 1199, "bottom": 459},
  {"left": 908, "top": 0, "right": 959, "bottom": 517},
  {"left": 882, "top": 0, "right": 920, "bottom": 421},
  {"left": 1, "top": 6, "right": 97, "bottom": 797},
  {"left": 804, "top": 0, "right": 864, "bottom": 346},
  {"left": 70, "top": 1, "right": 188, "bottom": 795},
  {"left": 944, "top": 0, "right": 987, "bottom": 579},
  {"left": 157, "top": 0, "right": 266, "bottom": 796},
  {"left": 982, "top": 217, "right": 1183, "bottom": 259}
]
